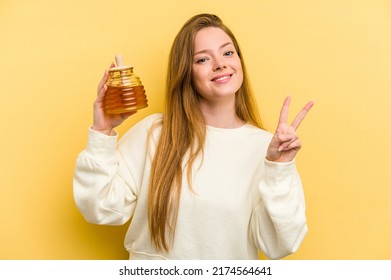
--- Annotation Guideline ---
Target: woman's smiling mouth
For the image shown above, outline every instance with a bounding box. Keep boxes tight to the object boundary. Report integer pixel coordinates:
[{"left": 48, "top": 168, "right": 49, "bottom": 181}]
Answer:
[{"left": 211, "top": 74, "right": 233, "bottom": 83}]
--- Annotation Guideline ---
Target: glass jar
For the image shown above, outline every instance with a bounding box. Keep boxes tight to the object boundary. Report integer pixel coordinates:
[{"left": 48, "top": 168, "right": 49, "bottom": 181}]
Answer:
[{"left": 104, "top": 55, "right": 148, "bottom": 114}]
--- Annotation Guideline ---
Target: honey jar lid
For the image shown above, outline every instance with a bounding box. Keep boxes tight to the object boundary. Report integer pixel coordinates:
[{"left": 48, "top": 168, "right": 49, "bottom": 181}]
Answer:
[{"left": 109, "top": 54, "right": 133, "bottom": 71}]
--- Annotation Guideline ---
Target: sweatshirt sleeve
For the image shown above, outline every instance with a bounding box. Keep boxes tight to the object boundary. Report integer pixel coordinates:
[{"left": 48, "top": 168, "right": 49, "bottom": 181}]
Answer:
[
  {"left": 72, "top": 128, "right": 138, "bottom": 225},
  {"left": 250, "top": 159, "right": 308, "bottom": 259}
]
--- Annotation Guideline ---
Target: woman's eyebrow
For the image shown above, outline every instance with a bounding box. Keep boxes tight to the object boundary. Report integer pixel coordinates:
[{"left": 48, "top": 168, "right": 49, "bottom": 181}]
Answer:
[{"left": 193, "top": 42, "right": 233, "bottom": 56}]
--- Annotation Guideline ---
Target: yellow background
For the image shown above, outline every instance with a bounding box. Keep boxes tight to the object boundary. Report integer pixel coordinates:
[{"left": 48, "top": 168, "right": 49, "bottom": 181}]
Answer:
[{"left": 1, "top": 0, "right": 390, "bottom": 259}]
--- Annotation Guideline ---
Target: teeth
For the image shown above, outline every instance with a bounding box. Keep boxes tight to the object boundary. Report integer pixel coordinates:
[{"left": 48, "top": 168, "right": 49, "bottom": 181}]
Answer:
[{"left": 214, "top": 75, "right": 230, "bottom": 82}]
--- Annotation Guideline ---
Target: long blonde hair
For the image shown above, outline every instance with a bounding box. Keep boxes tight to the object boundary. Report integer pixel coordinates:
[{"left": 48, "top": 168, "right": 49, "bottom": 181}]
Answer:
[{"left": 148, "top": 13, "right": 263, "bottom": 252}]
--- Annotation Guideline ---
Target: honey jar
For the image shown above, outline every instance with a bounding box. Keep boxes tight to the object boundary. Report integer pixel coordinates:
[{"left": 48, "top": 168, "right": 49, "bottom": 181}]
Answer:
[{"left": 104, "top": 55, "right": 147, "bottom": 114}]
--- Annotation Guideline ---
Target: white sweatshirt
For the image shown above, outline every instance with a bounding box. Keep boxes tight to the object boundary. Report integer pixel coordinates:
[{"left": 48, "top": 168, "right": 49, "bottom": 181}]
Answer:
[{"left": 73, "top": 113, "right": 308, "bottom": 260}]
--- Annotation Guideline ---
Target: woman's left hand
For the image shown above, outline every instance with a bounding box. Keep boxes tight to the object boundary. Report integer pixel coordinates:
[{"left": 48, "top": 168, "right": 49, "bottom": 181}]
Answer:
[{"left": 266, "top": 96, "right": 314, "bottom": 162}]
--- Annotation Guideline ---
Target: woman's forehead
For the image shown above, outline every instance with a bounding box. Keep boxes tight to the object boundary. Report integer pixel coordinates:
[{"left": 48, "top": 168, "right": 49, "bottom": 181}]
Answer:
[{"left": 193, "top": 27, "right": 233, "bottom": 52}]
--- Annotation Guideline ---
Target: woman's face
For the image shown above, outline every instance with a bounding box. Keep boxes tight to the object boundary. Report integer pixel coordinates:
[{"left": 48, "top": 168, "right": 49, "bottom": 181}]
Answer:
[{"left": 192, "top": 27, "right": 243, "bottom": 104}]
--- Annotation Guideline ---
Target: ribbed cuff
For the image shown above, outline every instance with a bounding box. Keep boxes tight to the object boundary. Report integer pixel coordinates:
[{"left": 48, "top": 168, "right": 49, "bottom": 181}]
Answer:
[
  {"left": 263, "top": 158, "right": 296, "bottom": 187},
  {"left": 85, "top": 127, "right": 118, "bottom": 161}
]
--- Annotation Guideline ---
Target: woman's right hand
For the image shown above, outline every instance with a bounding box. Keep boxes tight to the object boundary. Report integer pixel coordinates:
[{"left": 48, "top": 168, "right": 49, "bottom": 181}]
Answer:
[{"left": 92, "top": 64, "right": 136, "bottom": 135}]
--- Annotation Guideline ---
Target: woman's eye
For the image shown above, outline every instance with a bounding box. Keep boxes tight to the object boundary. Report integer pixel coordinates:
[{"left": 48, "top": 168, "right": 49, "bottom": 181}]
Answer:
[
  {"left": 224, "top": 51, "right": 234, "bottom": 56},
  {"left": 196, "top": 57, "right": 209, "bottom": 64}
]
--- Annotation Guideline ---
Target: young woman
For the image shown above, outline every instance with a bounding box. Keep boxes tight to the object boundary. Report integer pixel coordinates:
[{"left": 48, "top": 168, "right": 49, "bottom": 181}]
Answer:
[{"left": 73, "top": 13, "right": 314, "bottom": 260}]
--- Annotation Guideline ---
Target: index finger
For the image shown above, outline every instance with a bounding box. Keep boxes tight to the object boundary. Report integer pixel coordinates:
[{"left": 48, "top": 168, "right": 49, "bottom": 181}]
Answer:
[
  {"left": 97, "top": 63, "right": 116, "bottom": 94},
  {"left": 291, "top": 101, "right": 315, "bottom": 130},
  {"left": 278, "top": 96, "right": 292, "bottom": 125}
]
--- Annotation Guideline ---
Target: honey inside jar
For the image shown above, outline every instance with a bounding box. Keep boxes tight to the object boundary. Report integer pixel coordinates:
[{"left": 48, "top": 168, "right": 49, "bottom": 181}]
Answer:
[{"left": 104, "top": 55, "right": 148, "bottom": 114}]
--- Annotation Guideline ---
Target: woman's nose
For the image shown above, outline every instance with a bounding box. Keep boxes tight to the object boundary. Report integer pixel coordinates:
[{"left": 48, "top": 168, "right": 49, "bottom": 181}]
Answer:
[{"left": 213, "top": 59, "right": 227, "bottom": 71}]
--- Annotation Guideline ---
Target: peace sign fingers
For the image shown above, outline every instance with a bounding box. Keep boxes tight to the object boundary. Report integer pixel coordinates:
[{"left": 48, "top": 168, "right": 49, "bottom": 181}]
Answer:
[{"left": 278, "top": 96, "right": 314, "bottom": 130}]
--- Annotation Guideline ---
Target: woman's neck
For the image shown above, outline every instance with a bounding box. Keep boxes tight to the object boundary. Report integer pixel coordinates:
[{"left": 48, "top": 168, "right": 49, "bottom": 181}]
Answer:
[{"left": 199, "top": 99, "right": 245, "bottom": 128}]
